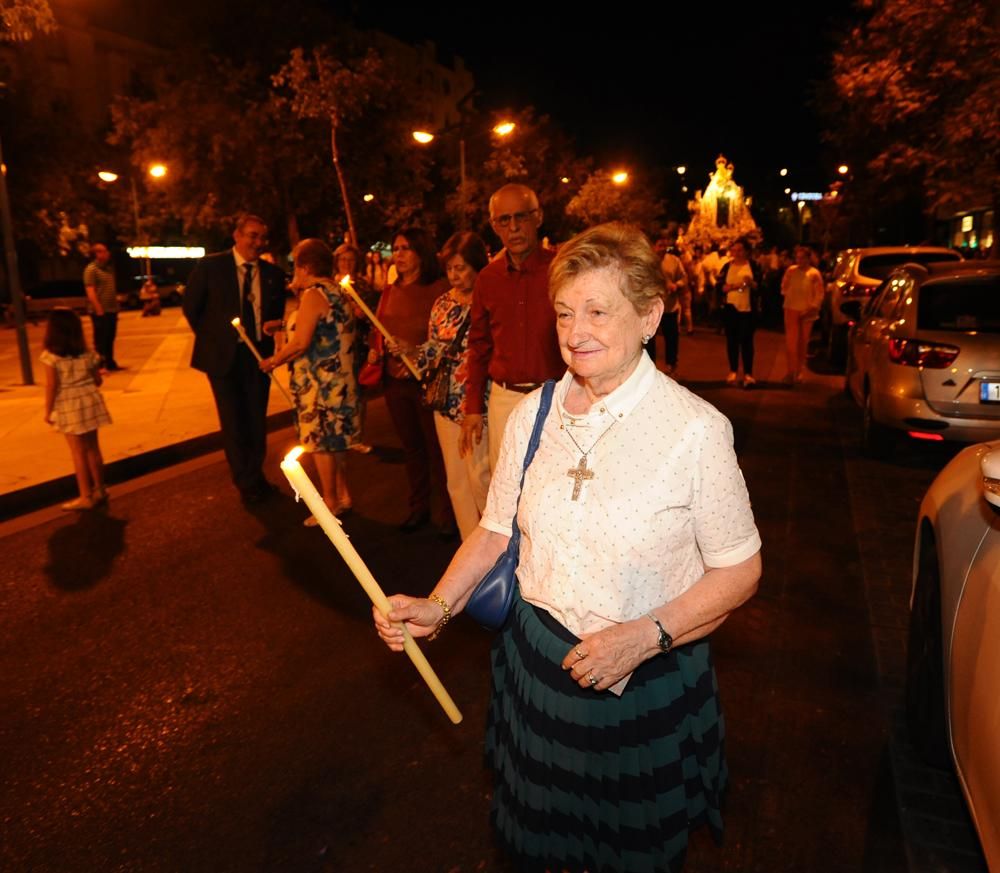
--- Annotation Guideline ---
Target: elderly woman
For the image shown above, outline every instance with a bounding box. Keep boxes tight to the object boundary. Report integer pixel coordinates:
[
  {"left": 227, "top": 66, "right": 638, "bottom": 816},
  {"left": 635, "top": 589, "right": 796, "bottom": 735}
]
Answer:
[
  {"left": 261, "top": 238, "right": 358, "bottom": 521},
  {"left": 402, "top": 231, "right": 492, "bottom": 541},
  {"left": 380, "top": 227, "right": 452, "bottom": 533},
  {"left": 375, "top": 223, "right": 762, "bottom": 873}
]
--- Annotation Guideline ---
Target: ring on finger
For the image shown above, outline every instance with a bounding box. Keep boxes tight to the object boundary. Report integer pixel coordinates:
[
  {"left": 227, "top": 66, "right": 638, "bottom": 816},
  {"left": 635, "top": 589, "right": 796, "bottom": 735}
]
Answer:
[
  {"left": 575, "top": 648, "right": 586, "bottom": 660},
  {"left": 588, "top": 672, "right": 598, "bottom": 686}
]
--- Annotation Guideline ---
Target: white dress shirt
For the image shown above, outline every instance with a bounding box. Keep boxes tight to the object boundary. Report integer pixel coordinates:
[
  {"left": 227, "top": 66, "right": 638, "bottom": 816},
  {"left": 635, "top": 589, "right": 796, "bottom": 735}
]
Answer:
[
  {"left": 233, "top": 249, "right": 262, "bottom": 341},
  {"left": 481, "top": 352, "right": 761, "bottom": 638}
]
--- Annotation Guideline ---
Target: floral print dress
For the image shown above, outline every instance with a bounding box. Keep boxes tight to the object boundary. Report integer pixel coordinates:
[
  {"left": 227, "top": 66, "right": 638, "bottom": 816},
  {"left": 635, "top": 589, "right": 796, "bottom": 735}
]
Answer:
[
  {"left": 288, "top": 279, "right": 359, "bottom": 452},
  {"left": 416, "top": 289, "right": 483, "bottom": 424}
]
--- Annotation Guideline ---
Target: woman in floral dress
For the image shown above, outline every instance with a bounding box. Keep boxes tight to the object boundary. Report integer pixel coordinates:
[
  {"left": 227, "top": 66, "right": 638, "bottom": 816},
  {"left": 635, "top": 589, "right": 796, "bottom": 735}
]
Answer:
[
  {"left": 261, "top": 238, "right": 358, "bottom": 521},
  {"left": 400, "top": 232, "right": 491, "bottom": 540}
]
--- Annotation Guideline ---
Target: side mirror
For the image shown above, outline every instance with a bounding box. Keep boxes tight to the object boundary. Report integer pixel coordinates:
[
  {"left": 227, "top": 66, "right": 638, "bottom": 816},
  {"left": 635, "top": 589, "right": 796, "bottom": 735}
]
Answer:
[{"left": 983, "top": 446, "right": 1000, "bottom": 509}]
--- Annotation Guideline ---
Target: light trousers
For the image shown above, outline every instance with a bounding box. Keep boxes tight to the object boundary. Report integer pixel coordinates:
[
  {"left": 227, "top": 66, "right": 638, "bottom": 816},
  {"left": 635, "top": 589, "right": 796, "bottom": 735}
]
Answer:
[
  {"left": 487, "top": 382, "right": 530, "bottom": 473},
  {"left": 434, "top": 412, "right": 491, "bottom": 540}
]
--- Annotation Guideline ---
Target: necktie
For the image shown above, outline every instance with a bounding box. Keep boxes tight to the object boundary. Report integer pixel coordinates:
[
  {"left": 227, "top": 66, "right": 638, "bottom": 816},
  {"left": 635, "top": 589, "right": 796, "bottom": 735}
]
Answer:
[{"left": 241, "top": 263, "right": 256, "bottom": 341}]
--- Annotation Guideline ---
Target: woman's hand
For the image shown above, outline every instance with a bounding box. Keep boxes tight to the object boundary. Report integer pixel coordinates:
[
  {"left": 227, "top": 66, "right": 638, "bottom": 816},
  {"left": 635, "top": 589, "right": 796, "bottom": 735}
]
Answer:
[
  {"left": 560, "top": 618, "right": 657, "bottom": 692},
  {"left": 459, "top": 414, "right": 484, "bottom": 458},
  {"left": 386, "top": 337, "right": 415, "bottom": 358},
  {"left": 259, "top": 357, "right": 277, "bottom": 373},
  {"left": 262, "top": 319, "right": 284, "bottom": 337},
  {"left": 373, "top": 595, "right": 446, "bottom": 651}
]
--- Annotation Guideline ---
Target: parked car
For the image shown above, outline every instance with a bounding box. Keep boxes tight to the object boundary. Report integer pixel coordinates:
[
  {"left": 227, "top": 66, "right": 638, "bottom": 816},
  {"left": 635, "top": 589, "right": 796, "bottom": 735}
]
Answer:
[
  {"left": 906, "top": 440, "right": 1000, "bottom": 869},
  {"left": 823, "top": 246, "right": 962, "bottom": 366},
  {"left": 121, "top": 274, "right": 185, "bottom": 309},
  {"left": 23, "top": 279, "right": 89, "bottom": 318},
  {"left": 843, "top": 260, "right": 1000, "bottom": 457}
]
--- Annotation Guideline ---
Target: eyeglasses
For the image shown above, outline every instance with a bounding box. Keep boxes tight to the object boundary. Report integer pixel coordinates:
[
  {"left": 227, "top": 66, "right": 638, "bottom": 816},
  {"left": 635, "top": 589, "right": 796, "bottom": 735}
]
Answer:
[{"left": 491, "top": 209, "right": 538, "bottom": 229}]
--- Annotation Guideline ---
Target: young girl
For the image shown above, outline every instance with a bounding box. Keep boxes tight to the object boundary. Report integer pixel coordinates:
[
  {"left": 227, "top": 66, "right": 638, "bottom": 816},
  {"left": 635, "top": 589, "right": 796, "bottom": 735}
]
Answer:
[{"left": 41, "top": 308, "right": 112, "bottom": 510}]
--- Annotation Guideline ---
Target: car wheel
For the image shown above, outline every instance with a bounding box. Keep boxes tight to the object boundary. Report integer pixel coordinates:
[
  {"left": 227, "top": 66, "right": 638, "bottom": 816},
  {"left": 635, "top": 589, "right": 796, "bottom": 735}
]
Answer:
[
  {"left": 862, "top": 388, "right": 894, "bottom": 459},
  {"left": 905, "top": 527, "right": 949, "bottom": 767}
]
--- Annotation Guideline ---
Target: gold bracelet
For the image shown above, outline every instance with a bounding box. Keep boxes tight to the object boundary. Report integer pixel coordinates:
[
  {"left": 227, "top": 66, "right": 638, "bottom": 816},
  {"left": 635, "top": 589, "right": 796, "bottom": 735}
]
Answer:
[{"left": 427, "top": 593, "right": 452, "bottom": 641}]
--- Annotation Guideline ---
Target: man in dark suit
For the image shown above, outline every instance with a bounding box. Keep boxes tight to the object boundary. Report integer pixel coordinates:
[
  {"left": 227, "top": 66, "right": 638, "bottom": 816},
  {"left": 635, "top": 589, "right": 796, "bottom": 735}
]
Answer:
[{"left": 183, "top": 214, "right": 287, "bottom": 504}]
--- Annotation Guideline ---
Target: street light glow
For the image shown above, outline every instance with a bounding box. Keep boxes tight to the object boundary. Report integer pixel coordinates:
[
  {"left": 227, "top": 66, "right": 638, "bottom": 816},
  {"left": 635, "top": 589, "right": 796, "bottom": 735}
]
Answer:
[
  {"left": 612, "top": 171, "right": 629, "bottom": 185},
  {"left": 560, "top": 176, "right": 570, "bottom": 184},
  {"left": 493, "top": 121, "right": 516, "bottom": 137},
  {"left": 676, "top": 165, "right": 686, "bottom": 175},
  {"left": 363, "top": 193, "right": 375, "bottom": 202},
  {"left": 779, "top": 168, "right": 788, "bottom": 177},
  {"left": 412, "top": 130, "right": 434, "bottom": 144},
  {"left": 148, "top": 163, "right": 167, "bottom": 178},
  {"left": 98, "top": 170, "right": 119, "bottom": 183},
  {"left": 837, "top": 164, "right": 849, "bottom": 175},
  {"left": 784, "top": 187, "right": 791, "bottom": 195}
]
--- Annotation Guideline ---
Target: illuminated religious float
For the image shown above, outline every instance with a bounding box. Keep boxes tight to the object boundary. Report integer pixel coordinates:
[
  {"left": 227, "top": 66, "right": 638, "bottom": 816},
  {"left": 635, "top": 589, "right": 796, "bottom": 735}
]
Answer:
[{"left": 682, "top": 155, "right": 760, "bottom": 250}]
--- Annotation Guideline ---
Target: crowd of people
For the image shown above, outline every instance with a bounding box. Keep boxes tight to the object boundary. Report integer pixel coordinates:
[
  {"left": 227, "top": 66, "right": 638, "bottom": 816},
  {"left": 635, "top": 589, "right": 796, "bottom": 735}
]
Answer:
[{"left": 44, "top": 185, "right": 790, "bottom": 871}]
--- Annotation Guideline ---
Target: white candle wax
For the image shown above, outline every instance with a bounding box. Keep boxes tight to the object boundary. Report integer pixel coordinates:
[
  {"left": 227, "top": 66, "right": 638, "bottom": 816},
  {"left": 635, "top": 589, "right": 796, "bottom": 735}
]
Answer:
[{"left": 280, "top": 447, "right": 463, "bottom": 725}]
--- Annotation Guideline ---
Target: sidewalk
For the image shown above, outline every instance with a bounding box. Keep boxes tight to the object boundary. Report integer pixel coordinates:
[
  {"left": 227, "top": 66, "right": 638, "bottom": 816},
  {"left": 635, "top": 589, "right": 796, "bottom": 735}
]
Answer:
[{"left": 0, "top": 309, "right": 292, "bottom": 519}]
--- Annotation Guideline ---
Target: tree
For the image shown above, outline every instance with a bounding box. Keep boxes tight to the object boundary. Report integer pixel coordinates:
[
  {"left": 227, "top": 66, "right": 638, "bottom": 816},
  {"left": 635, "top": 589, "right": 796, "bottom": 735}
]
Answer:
[
  {"left": 566, "top": 170, "right": 665, "bottom": 232},
  {"left": 826, "top": 0, "right": 1000, "bottom": 235},
  {"left": 0, "top": 0, "right": 54, "bottom": 42},
  {"left": 272, "top": 45, "right": 383, "bottom": 249}
]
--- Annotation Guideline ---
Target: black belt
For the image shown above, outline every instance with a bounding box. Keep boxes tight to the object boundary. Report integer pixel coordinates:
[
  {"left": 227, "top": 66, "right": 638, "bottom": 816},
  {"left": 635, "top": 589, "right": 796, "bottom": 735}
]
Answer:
[{"left": 494, "top": 381, "right": 542, "bottom": 394}]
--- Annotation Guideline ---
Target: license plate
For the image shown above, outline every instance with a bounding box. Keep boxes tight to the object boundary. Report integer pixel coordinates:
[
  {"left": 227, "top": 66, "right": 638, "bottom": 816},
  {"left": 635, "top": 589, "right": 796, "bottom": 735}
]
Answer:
[{"left": 980, "top": 381, "right": 1000, "bottom": 403}]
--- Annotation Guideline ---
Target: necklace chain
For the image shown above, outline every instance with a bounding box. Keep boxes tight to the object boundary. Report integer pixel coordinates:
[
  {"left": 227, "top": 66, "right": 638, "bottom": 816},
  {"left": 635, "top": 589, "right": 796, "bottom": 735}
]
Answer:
[{"left": 557, "top": 404, "right": 618, "bottom": 500}]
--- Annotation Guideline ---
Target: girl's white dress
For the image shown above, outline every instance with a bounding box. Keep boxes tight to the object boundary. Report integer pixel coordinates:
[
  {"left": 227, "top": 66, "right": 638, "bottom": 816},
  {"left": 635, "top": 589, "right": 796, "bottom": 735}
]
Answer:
[{"left": 40, "top": 350, "right": 111, "bottom": 435}]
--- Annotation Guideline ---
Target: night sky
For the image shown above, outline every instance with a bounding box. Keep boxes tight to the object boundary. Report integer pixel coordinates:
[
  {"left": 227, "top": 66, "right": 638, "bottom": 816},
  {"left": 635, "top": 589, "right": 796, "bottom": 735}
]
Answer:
[
  {"left": 89, "top": 0, "right": 859, "bottom": 202},
  {"left": 347, "top": 1, "right": 858, "bottom": 198}
]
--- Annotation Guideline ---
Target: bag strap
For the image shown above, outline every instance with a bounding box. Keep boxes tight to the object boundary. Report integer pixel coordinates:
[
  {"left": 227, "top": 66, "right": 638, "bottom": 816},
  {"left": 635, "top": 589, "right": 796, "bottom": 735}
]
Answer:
[{"left": 508, "top": 379, "right": 556, "bottom": 547}]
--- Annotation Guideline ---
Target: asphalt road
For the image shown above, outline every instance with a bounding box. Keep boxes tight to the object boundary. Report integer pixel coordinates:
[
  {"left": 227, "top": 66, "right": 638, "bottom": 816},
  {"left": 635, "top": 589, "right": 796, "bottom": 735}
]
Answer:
[{"left": 0, "top": 328, "right": 985, "bottom": 872}]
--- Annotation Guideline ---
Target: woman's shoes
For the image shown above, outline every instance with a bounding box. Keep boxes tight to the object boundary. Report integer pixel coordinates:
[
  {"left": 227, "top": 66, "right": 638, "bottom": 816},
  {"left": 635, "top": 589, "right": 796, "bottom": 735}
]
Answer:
[
  {"left": 91, "top": 487, "right": 109, "bottom": 505},
  {"left": 743, "top": 375, "right": 756, "bottom": 389},
  {"left": 726, "top": 371, "right": 738, "bottom": 384},
  {"left": 61, "top": 496, "right": 95, "bottom": 511}
]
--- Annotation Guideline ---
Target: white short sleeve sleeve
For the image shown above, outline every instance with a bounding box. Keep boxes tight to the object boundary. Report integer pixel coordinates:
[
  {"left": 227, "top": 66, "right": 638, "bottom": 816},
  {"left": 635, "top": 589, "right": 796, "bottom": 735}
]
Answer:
[{"left": 691, "top": 410, "right": 762, "bottom": 567}]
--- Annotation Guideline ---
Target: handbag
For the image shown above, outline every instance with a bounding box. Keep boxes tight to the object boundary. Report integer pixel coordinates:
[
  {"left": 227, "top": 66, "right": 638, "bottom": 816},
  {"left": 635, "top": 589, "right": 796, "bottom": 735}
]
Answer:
[
  {"left": 421, "top": 313, "right": 472, "bottom": 411},
  {"left": 464, "top": 379, "right": 556, "bottom": 630}
]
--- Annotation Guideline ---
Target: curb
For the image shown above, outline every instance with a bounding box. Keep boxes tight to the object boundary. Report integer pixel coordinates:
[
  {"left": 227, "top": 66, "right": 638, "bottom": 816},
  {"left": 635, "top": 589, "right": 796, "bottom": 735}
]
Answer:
[{"left": 0, "top": 409, "right": 294, "bottom": 522}]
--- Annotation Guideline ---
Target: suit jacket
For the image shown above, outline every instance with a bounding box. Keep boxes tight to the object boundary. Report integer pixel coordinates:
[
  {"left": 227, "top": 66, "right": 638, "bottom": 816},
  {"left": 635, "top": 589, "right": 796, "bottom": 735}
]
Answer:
[{"left": 183, "top": 250, "right": 287, "bottom": 377}]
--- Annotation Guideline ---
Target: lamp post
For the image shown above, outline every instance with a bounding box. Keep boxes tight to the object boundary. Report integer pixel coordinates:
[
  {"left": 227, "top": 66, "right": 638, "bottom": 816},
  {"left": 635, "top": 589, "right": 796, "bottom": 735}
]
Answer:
[
  {"left": 98, "top": 163, "right": 167, "bottom": 280},
  {"left": 0, "top": 135, "right": 32, "bottom": 384},
  {"left": 412, "top": 121, "right": 516, "bottom": 229}
]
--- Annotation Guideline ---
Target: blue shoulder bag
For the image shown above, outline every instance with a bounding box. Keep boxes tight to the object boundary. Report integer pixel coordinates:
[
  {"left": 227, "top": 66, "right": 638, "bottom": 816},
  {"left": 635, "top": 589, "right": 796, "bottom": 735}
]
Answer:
[{"left": 464, "top": 380, "right": 556, "bottom": 630}]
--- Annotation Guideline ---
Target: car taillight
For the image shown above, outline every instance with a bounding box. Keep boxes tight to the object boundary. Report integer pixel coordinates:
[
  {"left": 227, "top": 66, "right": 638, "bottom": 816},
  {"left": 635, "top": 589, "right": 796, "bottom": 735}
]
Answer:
[{"left": 887, "top": 338, "right": 959, "bottom": 368}]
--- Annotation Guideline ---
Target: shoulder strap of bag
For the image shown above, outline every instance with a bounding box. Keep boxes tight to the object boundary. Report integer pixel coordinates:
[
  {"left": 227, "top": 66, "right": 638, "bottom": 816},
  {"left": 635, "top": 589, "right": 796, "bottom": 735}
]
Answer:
[{"left": 509, "top": 379, "right": 556, "bottom": 545}]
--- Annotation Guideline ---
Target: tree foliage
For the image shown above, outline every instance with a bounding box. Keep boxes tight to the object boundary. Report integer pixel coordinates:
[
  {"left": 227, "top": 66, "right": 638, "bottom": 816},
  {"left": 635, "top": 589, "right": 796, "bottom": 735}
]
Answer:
[
  {"left": 0, "top": 0, "right": 54, "bottom": 43},
  {"left": 566, "top": 169, "right": 664, "bottom": 231},
  {"left": 827, "top": 0, "right": 1000, "bottom": 217}
]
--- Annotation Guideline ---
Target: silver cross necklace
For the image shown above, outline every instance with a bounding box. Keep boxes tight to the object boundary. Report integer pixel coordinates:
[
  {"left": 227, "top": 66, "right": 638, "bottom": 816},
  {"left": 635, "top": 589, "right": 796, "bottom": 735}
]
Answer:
[{"left": 557, "top": 403, "right": 618, "bottom": 500}]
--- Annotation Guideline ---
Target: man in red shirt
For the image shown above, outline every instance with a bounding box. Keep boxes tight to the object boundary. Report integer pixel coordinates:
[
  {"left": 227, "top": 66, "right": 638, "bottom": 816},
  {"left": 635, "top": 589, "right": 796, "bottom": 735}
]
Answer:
[{"left": 460, "top": 184, "right": 564, "bottom": 471}]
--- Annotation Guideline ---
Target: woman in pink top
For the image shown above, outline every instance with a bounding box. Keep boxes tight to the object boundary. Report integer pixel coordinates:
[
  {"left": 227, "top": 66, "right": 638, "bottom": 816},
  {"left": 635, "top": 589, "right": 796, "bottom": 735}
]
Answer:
[
  {"left": 780, "top": 245, "right": 825, "bottom": 384},
  {"left": 380, "top": 227, "right": 452, "bottom": 534}
]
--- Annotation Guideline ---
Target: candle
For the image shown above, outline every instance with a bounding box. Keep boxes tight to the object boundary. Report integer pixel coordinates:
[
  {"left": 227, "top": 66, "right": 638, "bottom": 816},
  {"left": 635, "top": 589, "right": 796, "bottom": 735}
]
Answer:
[
  {"left": 231, "top": 317, "right": 294, "bottom": 407},
  {"left": 339, "top": 276, "right": 422, "bottom": 381},
  {"left": 280, "top": 446, "right": 463, "bottom": 725}
]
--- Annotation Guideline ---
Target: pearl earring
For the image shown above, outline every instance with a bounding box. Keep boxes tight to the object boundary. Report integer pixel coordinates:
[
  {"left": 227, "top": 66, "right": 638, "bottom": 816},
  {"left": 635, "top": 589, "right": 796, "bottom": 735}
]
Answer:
[{"left": 641, "top": 334, "right": 651, "bottom": 346}]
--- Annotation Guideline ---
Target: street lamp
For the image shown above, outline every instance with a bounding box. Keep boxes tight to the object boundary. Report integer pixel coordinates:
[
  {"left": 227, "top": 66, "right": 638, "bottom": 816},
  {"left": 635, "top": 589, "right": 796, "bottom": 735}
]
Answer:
[
  {"left": 676, "top": 165, "right": 686, "bottom": 176},
  {"left": 779, "top": 167, "right": 788, "bottom": 177},
  {"left": 837, "top": 164, "right": 849, "bottom": 175},
  {"left": 97, "top": 162, "right": 168, "bottom": 279},
  {"left": 611, "top": 170, "right": 629, "bottom": 185},
  {"left": 412, "top": 120, "right": 516, "bottom": 229}
]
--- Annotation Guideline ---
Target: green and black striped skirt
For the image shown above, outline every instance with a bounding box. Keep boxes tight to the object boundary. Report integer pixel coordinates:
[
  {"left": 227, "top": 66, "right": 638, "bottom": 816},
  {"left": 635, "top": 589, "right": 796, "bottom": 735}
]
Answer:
[{"left": 485, "top": 592, "right": 727, "bottom": 873}]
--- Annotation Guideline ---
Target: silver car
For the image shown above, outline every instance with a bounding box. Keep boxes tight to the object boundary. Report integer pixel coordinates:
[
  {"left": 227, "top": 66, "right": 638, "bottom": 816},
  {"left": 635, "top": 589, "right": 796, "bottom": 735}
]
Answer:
[
  {"left": 824, "top": 245, "right": 961, "bottom": 366},
  {"left": 907, "top": 440, "right": 1000, "bottom": 868},
  {"left": 844, "top": 260, "right": 1000, "bottom": 456}
]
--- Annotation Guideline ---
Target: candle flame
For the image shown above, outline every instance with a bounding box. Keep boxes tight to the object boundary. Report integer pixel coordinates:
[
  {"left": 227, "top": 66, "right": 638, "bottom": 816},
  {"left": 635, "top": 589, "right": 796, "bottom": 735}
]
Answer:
[
  {"left": 339, "top": 275, "right": 351, "bottom": 287},
  {"left": 231, "top": 317, "right": 241, "bottom": 326},
  {"left": 284, "top": 445, "right": 306, "bottom": 464}
]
